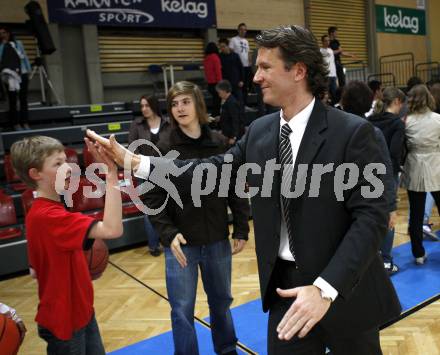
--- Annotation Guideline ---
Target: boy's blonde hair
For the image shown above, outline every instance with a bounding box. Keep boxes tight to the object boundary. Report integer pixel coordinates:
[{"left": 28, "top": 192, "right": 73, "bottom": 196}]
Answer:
[{"left": 10, "top": 136, "right": 65, "bottom": 189}]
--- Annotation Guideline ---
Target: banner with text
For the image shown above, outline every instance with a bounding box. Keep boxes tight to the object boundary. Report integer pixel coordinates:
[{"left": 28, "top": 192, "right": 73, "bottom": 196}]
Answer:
[
  {"left": 376, "top": 5, "right": 426, "bottom": 35},
  {"left": 47, "top": 0, "right": 216, "bottom": 28}
]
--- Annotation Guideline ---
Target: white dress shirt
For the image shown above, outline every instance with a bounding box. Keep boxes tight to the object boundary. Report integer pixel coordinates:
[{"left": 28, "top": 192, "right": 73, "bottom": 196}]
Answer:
[{"left": 135, "top": 99, "right": 338, "bottom": 301}]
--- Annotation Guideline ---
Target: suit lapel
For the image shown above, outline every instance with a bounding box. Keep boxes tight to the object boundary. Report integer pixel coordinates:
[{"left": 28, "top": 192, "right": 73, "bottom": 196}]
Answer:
[{"left": 291, "top": 100, "right": 328, "bottom": 206}]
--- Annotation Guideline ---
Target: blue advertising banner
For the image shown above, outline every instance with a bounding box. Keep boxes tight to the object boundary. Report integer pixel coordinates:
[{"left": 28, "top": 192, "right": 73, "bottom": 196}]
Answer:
[{"left": 47, "top": 0, "right": 216, "bottom": 28}]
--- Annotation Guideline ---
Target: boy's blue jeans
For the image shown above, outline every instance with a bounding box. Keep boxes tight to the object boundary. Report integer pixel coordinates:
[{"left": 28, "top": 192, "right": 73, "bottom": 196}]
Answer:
[
  {"left": 144, "top": 214, "right": 160, "bottom": 250},
  {"left": 165, "top": 239, "right": 238, "bottom": 355},
  {"left": 38, "top": 314, "right": 105, "bottom": 355}
]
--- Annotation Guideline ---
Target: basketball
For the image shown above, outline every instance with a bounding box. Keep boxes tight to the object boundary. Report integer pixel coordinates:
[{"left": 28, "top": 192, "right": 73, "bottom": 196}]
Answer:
[
  {"left": 84, "top": 239, "right": 109, "bottom": 280},
  {"left": 0, "top": 314, "right": 20, "bottom": 355}
]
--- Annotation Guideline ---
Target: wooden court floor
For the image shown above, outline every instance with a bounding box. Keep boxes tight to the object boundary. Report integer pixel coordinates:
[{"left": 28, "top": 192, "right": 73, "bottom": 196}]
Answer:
[{"left": 1, "top": 190, "right": 439, "bottom": 354}]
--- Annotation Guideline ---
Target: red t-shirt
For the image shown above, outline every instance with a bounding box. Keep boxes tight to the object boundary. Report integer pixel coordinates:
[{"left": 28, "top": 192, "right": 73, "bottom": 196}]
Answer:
[{"left": 26, "top": 197, "right": 97, "bottom": 340}]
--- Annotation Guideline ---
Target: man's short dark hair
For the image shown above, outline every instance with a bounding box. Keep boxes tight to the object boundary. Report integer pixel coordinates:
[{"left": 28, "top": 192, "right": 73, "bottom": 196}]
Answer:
[
  {"left": 238, "top": 23, "right": 246, "bottom": 29},
  {"left": 255, "top": 25, "right": 328, "bottom": 97},
  {"left": 321, "top": 34, "right": 329, "bottom": 42},
  {"left": 216, "top": 80, "right": 232, "bottom": 93},
  {"left": 219, "top": 38, "right": 229, "bottom": 45},
  {"left": 328, "top": 26, "right": 338, "bottom": 35},
  {"left": 368, "top": 80, "right": 382, "bottom": 93},
  {"left": 341, "top": 80, "right": 373, "bottom": 117}
]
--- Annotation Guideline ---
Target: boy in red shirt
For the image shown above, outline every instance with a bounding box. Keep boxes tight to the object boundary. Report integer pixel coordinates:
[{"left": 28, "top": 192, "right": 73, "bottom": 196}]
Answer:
[{"left": 10, "top": 136, "right": 123, "bottom": 354}]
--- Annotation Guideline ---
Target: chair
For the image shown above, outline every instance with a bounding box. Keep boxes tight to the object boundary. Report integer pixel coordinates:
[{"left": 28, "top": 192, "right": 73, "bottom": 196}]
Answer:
[
  {"left": 65, "top": 147, "right": 79, "bottom": 165},
  {"left": 0, "top": 192, "right": 22, "bottom": 241},
  {"left": 3, "top": 155, "right": 27, "bottom": 192},
  {"left": 71, "top": 176, "right": 105, "bottom": 220}
]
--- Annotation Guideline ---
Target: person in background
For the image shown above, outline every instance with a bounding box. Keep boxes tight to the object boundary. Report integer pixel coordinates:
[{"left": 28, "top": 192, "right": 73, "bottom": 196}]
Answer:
[
  {"left": 203, "top": 42, "right": 222, "bottom": 117},
  {"left": 421, "top": 82, "right": 440, "bottom": 240},
  {"left": 229, "top": 23, "right": 252, "bottom": 106},
  {"left": 400, "top": 84, "right": 440, "bottom": 264},
  {"left": 341, "top": 81, "right": 398, "bottom": 276},
  {"left": 405, "top": 76, "right": 423, "bottom": 95},
  {"left": 369, "top": 87, "right": 406, "bottom": 274},
  {"left": 0, "top": 302, "right": 26, "bottom": 344},
  {"left": 216, "top": 79, "right": 243, "bottom": 146},
  {"left": 219, "top": 38, "right": 244, "bottom": 105},
  {"left": 0, "top": 26, "right": 31, "bottom": 131},
  {"left": 128, "top": 95, "right": 170, "bottom": 256},
  {"left": 320, "top": 34, "right": 337, "bottom": 105},
  {"left": 328, "top": 26, "right": 356, "bottom": 88},
  {"left": 145, "top": 81, "right": 250, "bottom": 355},
  {"left": 366, "top": 80, "right": 382, "bottom": 117}
]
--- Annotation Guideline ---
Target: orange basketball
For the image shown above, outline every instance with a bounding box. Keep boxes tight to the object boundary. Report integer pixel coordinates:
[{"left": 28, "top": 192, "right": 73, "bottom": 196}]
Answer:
[
  {"left": 0, "top": 314, "right": 20, "bottom": 355},
  {"left": 84, "top": 239, "right": 109, "bottom": 280}
]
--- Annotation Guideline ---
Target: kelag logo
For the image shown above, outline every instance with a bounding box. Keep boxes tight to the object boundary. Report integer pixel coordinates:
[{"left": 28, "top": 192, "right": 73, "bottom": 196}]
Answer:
[
  {"left": 48, "top": 0, "right": 216, "bottom": 28},
  {"left": 376, "top": 5, "right": 426, "bottom": 36}
]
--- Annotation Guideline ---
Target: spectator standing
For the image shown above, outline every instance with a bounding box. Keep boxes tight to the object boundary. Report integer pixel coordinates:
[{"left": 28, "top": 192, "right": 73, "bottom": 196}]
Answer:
[
  {"left": 203, "top": 42, "right": 222, "bottom": 116},
  {"left": 216, "top": 80, "right": 244, "bottom": 146},
  {"left": 219, "top": 38, "right": 244, "bottom": 105},
  {"left": 368, "top": 87, "right": 406, "bottom": 273},
  {"left": 229, "top": 23, "right": 252, "bottom": 105},
  {"left": 328, "top": 26, "right": 356, "bottom": 88},
  {"left": 401, "top": 84, "right": 440, "bottom": 264},
  {"left": 320, "top": 34, "right": 337, "bottom": 105},
  {"left": 146, "top": 81, "right": 250, "bottom": 355},
  {"left": 128, "top": 95, "right": 170, "bottom": 256},
  {"left": 366, "top": 80, "right": 382, "bottom": 117},
  {"left": 0, "top": 26, "right": 31, "bottom": 131}
]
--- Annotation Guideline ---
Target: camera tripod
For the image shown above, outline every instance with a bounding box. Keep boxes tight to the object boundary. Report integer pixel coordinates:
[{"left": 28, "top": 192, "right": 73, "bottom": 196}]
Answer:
[{"left": 29, "top": 48, "right": 60, "bottom": 105}]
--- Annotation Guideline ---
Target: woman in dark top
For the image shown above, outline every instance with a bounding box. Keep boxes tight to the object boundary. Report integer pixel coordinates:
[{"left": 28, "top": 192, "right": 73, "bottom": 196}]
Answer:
[
  {"left": 128, "top": 95, "right": 170, "bottom": 256},
  {"left": 368, "top": 87, "right": 406, "bottom": 273},
  {"left": 203, "top": 42, "right": 222, "bottom": 117},
  {"left": 341, "top": 81, "right": 399, "bottom": 275},
  {"left": 146, "top": 81, "right": 250, "bottom": 355}
]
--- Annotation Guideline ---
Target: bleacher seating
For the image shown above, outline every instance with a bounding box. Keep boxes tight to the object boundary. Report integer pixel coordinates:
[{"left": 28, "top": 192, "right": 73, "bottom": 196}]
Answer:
[
  {"left": 3, "top": 155, "right": 27, "bottom": 192},
  {"left": 21, "top": 189, "right": 36, "bottom": 216},
  {"left": 71, "top": 176, "right": 105, "bottom": 220},
  {"left": 0, "top": 191, "right": 22, "bottom": 241}
]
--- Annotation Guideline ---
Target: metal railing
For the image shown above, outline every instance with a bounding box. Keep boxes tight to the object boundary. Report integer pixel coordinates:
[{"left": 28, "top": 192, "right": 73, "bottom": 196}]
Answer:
[
  {"left": 344, "top": 61, "right": 367, "bottom": 83},
  {"left": 415, "top": 62, "right": 440, "bottom": 83},
  {"left": 367, "top": 73, "right": 396, "bottom": 88},
  {"left": 379, "top": 52, "right": 414, "bottom": 87}
]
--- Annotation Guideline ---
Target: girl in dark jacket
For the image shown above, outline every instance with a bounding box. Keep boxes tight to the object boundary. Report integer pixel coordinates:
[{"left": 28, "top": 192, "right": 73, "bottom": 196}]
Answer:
[
  {"left": 368, "top": 87, "right": 406, "bottom": 274},
  {"left": 128, "top": 95, "right": 170, "bottom": 256},
  {"left": 147, "top": 81, "right": 249, "bottom": 355}
]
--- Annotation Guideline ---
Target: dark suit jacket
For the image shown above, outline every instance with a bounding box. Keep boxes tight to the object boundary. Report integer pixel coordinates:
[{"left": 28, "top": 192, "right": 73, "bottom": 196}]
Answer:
[
  {"left": 151, "top": 100, "right": 401, "bottom": 336},
  {"left": 219, "top": 94, "right": 243, "bottom": 139}
]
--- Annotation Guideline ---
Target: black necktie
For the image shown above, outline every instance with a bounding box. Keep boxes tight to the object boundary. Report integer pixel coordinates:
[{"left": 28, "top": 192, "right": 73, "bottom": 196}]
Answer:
[{"left": 279, "top": 123, "right": 296, "bottom": 259}]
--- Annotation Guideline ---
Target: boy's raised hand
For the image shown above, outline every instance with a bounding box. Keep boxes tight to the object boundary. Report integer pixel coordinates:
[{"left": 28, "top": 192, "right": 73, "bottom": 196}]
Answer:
[
  {"left": 86, "top": 129, "right": 134, "bottom": 169},
  {"left": 84, "top": 137, "right": 117, "bottom": 174}
]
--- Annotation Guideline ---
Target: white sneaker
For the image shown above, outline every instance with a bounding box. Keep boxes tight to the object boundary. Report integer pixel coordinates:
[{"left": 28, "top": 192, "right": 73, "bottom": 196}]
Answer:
[
  {"left": 423, "top": 224, "right": 440, "bottom": 241},
  {"left": 415, "top": 254, "right": 427, "bottom": 265}
]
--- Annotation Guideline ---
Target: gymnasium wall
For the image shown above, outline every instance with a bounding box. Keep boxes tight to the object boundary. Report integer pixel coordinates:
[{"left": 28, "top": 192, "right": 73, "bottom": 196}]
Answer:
[
  {"left": 0, "top": 0, "right": 48, "bottom": 23},
  {"left": 216, "top": 0, "right": 304, "bottom": 30},
  {"left": 428, "top": 0, "right": 440, "bottom": 62}
]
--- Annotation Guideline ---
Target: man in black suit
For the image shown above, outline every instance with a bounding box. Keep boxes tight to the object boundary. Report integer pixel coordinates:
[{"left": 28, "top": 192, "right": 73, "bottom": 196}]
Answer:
[
  {"left": 87, "top": 26, "right": 401, "bottom": 355},
  {"left": 216, "top": 79, "right": 244, "bottom": 146}
]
